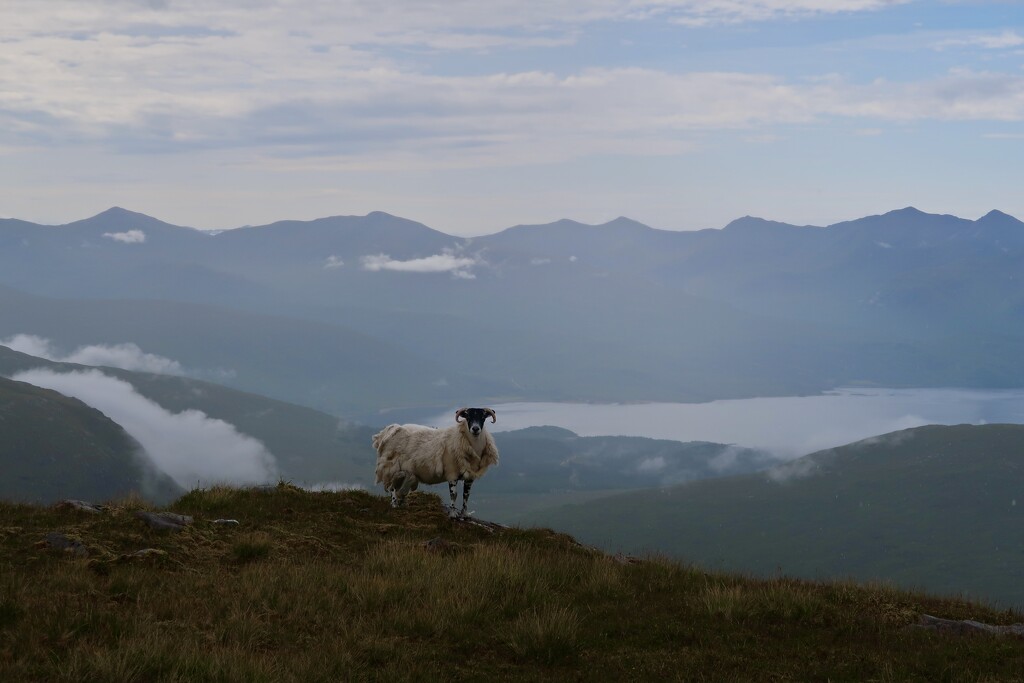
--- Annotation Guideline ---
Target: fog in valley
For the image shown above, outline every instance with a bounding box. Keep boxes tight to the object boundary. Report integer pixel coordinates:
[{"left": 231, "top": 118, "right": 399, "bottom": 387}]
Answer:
[{"left": 442, "top": 388, "right": 1024, "bottom": 458}]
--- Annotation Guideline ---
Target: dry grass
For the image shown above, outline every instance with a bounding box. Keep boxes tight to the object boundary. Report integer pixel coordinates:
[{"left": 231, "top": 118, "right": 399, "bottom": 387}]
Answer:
[{"left": 1, "top": 484, "right": 1023, "bottom": 681}]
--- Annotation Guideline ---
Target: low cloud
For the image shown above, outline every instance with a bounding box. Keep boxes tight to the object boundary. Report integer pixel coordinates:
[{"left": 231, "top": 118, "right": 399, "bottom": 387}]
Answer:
[
  {"left": 707, "top": 446, "right": 744, "bottom": 474},
  {"left": 1, "top": 334, "right": 183, "bottom": 375},
  {"left": 11, "top": 368, "right": 278, "bottom": 489},
  {"left": 361, "top": 248, "right": 481, "bottom": 279},
  {"left": 323, "top": 255, "right": 345, "bottom": 269},
  {"left": 766, "top": 452, "right": 835, "bottom": 484},
  {"left": 851, "top": 428, "right": 916, "bottom": 450},
  {"left": 102, "top": 229, "right": 146, "bottom": 244},
  {"left": 637, "top": 456, "right": 667, "bottom": 473}
]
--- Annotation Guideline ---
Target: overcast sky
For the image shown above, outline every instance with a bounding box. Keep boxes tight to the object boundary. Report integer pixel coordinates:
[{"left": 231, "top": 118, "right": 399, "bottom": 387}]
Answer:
[{"left": 2, "top": 1, "right": 1023, "bottom": 235}]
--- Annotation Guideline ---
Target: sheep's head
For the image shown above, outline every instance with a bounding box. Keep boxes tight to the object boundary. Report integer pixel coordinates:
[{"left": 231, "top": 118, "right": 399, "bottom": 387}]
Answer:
[{"left": 455, "top": 407, "right": 496, "bottom": 436}]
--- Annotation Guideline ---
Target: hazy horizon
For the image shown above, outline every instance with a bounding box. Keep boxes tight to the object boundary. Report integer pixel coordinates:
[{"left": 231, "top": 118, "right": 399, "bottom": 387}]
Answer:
[{"left": 3, "top": 1, "right": 1023, "bottom": 235}]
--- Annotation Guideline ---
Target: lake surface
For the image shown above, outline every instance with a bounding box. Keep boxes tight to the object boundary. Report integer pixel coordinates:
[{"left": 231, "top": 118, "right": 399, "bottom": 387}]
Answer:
[{"left": 427, "top": 388, "right": 1024, "bottom": 458}]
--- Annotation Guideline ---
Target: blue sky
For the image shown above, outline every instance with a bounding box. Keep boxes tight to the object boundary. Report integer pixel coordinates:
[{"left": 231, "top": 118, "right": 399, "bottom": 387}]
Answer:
[{"left": 2, "top": 0, "right": 1023, "bottom": 235}]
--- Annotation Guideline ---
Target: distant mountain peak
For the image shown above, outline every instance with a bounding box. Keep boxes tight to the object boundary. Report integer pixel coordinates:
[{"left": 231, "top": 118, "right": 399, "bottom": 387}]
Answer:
[
  {"left": 887, "top": 206, "right": 927, "bottom": 217},
  {"left": 722, "top": 216, "right": 801, "bottom": 232},
  {"left": 601, "top": 216, "right": 652, "bottom": 231},
  {"left": 93, "top": 206, "right": 149, "bottom": 219},
  {"left": 66, "top": 206, "right": 199, "bottom": 234},
  {"left": 977, "top": 209, "right": 1023, "bottom": 226}
]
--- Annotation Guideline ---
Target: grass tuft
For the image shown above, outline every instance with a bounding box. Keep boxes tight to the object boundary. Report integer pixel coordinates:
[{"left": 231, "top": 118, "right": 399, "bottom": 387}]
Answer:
[
  {"left": 230, "top": 533, "right": 274, "bottom": 564},
  {"left": 506, "top": 606, "right": 582, "bottom": 665},
  {"left": 0, "top": 595, "right": 23, "bottom": 630}
]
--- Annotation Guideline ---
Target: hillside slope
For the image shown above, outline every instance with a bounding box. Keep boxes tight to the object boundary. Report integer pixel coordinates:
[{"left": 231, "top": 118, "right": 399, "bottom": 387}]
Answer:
[
  {"left": 0, "top": 344, "right": 376, "bottom": 489},
  {"left": 521, "top": 424, "right": 1024, "bottom": 608},
  {"left": 0, "top": 377, "right": 180, "bottom": 504},
  {"left": 1, "top": 485, "right": 1023, "bottom": 681}
]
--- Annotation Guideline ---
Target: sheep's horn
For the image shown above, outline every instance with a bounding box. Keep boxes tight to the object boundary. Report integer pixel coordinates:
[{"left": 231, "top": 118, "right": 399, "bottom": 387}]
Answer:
[
  {"left": 484, "top": 408, "right": 496, "bottom": 424},
  {"left": 455, "top": 408, "right": 468, "bottom": 423}
]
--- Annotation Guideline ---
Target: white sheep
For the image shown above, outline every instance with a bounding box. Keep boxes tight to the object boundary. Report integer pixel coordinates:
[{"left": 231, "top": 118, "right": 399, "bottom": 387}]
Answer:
[{"left": 372, "top": 407, "right": 499, "bottom": 517}]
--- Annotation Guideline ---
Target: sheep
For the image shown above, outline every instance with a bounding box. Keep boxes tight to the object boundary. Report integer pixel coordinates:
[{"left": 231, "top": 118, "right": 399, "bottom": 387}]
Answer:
[{"left": 372, "top": 407, "right": 499, "bottom": 517}]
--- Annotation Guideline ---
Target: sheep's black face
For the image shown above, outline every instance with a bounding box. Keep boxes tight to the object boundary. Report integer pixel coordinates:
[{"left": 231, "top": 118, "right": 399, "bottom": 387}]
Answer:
[{"left": 457, "top": 408, "right": 495, "bottom": 436}]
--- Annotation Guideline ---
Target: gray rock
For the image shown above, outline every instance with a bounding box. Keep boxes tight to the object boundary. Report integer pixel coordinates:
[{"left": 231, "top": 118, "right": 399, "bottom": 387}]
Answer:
[
  {"left": 42, "top": 532, "right": 89, "bottom": 556},
  {"left": 55, "top": 500, "right": 105, "bottom": 514},
  {"left": 134, "top": 511, "right": 193, "bottom": 531}
]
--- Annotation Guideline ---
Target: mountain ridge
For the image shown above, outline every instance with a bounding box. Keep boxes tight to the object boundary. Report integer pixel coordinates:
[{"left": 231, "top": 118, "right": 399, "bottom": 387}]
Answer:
[
  {"left": 3, "top": 205, "right": 1024, "bottom": 414},
  {"left": 8, "top": 205, "right": 1019, "bottom": 238}
]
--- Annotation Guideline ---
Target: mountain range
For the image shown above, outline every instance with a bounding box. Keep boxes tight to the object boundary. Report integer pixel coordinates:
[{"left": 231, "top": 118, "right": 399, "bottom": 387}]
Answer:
[{"left": 2, "top": 206, "right": 1023, "bottom": 417}]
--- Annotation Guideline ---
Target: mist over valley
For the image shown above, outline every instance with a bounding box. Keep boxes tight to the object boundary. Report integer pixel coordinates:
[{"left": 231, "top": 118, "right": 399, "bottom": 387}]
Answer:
[{"left": 444, "top": 387, "right": 1024, "bottom": 458}]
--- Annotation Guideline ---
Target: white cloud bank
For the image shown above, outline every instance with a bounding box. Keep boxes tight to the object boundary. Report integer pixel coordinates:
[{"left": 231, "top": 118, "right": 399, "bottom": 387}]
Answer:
[
  {"left": 1, "top": 334, "right": 183, "bottom": 375},
  {"left": 361, "top": 249, "right": 481, "bottom": 279},
  {"left": 2, "top": 0, "right": 1014, "bottom": 173},
  {"left": 11, "top": 368, "right": 278, "bottom": 489},
  {"left": 102, "top": 229, "right": 146, "bottom": 244}
]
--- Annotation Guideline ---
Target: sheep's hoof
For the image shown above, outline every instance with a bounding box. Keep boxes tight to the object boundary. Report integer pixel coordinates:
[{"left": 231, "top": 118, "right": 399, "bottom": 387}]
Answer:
[
  {"left": 459, "top": 509, "right": 474, "bottom": 519},
  {"left": 447, "top": 505, "right": 460, "bottom": 518}
]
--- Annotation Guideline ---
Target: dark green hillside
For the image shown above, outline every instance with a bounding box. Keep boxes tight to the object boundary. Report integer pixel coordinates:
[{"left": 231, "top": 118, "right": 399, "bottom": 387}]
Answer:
[
  {"left": 0, "top": 345, "right": 376, "bottom": 489},
  {"left": 0, "top": 377, "right": 180, "bottom": 504},
  {"left": 522, "top": 424, "right": 1024, "bottom": 609},
  {"left": 2, "top": 485, "right": 1024, "bottom": 681}
]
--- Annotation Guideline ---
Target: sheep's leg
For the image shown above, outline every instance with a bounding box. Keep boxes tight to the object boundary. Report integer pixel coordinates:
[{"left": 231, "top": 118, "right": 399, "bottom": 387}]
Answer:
[
  {"left": 392, "top": 471, "right": 416, "bottom": 508},
  {"left": 460, "top": 479, "right": 474, "bottom": 517},
  {"left": 388, "top": 473, "right": 405, "bottom": 508},
  {"left": 447, "top": 480, "right": 460, "bottom": 517}
]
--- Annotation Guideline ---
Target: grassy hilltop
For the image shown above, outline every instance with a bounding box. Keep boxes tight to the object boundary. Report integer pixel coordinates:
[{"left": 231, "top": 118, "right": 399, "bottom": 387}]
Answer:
[{"left": 2, "top": 485, "right": 1024, "bottom": 681}]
